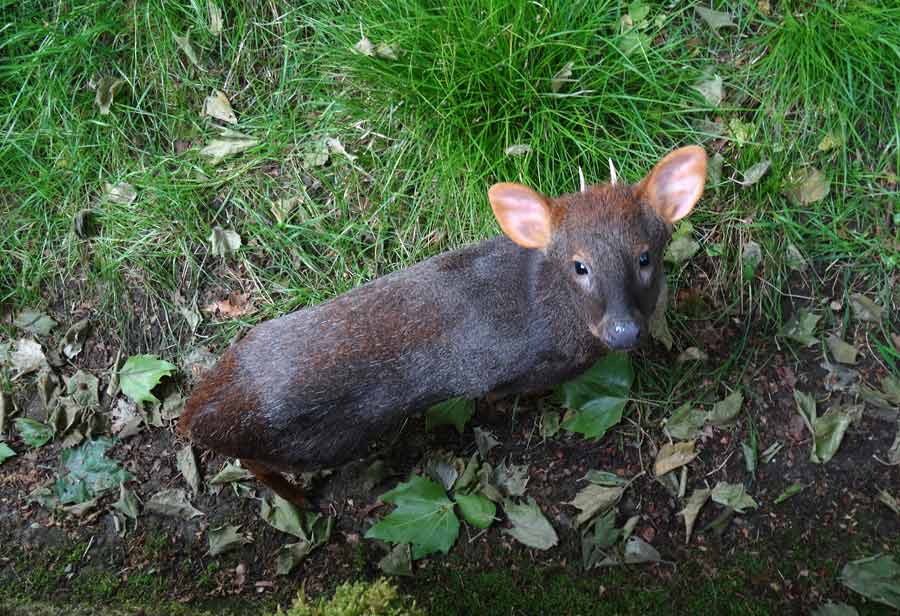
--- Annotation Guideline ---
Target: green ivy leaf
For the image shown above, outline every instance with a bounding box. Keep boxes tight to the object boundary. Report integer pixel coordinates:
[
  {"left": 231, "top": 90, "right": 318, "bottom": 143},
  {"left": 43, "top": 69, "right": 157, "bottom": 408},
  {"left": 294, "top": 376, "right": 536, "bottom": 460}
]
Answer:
[
  {"left": 425, "top": 397, "right": 474, "bottom": 434},
  {"left": 119, "top": 355, "right": 176, "bottom": 405},
  {"left": 53, "top": 438, "right": 132, "bottom": 505},
  {"left": 455, "top": 493, "right": 495, "bottom": 529},
  {"left": 365, "top": 475, "right": 459, "bottom": 559},
  {"left": 560, "top": 353, "right": 633, "bottom": 439},
  {"left": 15, "top": 417, "right": 54, "bottom": 448},
  {"left": 0, "top": 442, "right": 15, "bottom": 464},
  {"left": 840, "top": 554, "right": 900, "bottom": 609}
]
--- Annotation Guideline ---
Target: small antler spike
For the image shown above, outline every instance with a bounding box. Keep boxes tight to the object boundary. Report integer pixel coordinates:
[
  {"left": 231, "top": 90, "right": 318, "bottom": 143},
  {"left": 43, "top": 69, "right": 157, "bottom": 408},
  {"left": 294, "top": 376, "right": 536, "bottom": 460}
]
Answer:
[
  {"left": 578, "top": 166, "right": 586, "bottom": 192},
  {"left": 608, "top": 158, "right": 618, "bottom": 185}
]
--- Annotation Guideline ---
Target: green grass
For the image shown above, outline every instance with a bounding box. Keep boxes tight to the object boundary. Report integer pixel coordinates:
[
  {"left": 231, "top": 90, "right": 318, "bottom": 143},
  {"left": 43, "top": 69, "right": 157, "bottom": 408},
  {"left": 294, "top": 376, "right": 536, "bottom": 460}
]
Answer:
[{"left": 1, "top": 0, "right": 899, "bottom": 607}]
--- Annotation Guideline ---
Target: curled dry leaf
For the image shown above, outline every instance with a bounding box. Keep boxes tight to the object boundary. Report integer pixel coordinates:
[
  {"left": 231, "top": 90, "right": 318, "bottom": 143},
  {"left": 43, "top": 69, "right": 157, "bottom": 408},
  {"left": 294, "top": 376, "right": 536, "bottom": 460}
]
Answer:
[
  {"left": 785, "top": 242, "right": 808, "bottom": 272},
  {"left": 174, "top": 33, "right": 201, "bottom": 68},
  {"left": 353, "top": 37, "right": 374, "bottom": 56},
  {"left": 827, "top": 335, "right": 859, "bottom": 365},
  {"left": 567, "top": 483, "right": 624, "bottom": 526},
  {"left": 11, "top": 339, "right": 48, "bottom": 376},
  {"left": 203, "top": 292, "right": 254, "bottom": 319},
  {"left": 711, "top": 481, "right": 758, "bottom": 513},
  {"left": 692, "top": 74, "right": 723, "bottom": 107},
  {"left": 147, "top": 488, "right": 204, "bottom": 519},
  {"left": 203, "top": 90, "right": 237, "bottom": 124},
  {"left": 374, "top": 42, "right": 398, "bottom": 60},
  {"left": 695, "top": 7, "right": 735, "bottom": 30},
  {"left": 208, "top": 226, "right": 242, "bottom": 257},
  {"left": 60, "top": 319, "right": 90, "bottom": 359},
  {"left": 207, "top": 0, "right": 224, "bottom": 35},
  {"left": 664, "top": 235, "right": 699, "bottom": 264},
  {"left": 708, "top": 391, "right": 743, "bottom": 426},
  {"left": 104, "top": 182, "right": 137, "bottom": 205},
  {"left": 680, "top": 488, "right": 710, "bottom": 543},
  {"left": 176, "top": 445, "right": 201, "bottom": 494},
  {"left": 14, "top": 310, "right": 57, "bottom": 337},
  {"left": 849, "top": 294, "right": 882, "bottom": 323},
  {"left": 95, "top": 77, "right": 125, "bottom": 115},
  {"left": 708, "top": 152, "right": 724, "bottom": 185},
  {"left": 785, "top": 167, "right": 829, "bottom": 205},
  {"left": 551, "top": 61, "right": 574, "bottom": 93},
  {"left": 326, "top": 137, "right": 357, "bottom": 162},
  {"left": 654, "top": 441, "right": 697, "bottom": 477},
  {"left": 738, "top": 160, "right": 771, "bottom": 187},
  {"left": 504, "top": 144, "right": 531, "bottom": 157},
  {"left": 200, "top": 129, "right": 258, "bottom": 164},
  {"left": 648, "top": 281, "right": 672, "bottom": 350},
  {"left": 676, "top": 347, "right": 707, "bottom": 363}
]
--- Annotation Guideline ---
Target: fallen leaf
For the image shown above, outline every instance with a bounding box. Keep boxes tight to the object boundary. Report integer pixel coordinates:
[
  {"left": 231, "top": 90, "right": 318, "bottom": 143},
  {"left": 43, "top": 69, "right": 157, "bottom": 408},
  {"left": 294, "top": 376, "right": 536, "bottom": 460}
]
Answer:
[
  {"left": 811, "top": 603, "right": 858, "bottom": 616},
  {"left": 209, "top": 227, "right": 242, "bottom": 257},
  {"left": 326, "top": 137, "right": 357, "bottom": 162},
  {"left": 817, "top": 132, "right": 842, "bottom": 152},
  {"left": 567, "top": 484, "right": 624, "bottom": 526},
  {"left": 95, "top": 76, "right": 125, "bottom": 115},
  {"left": 623, "top": 536, "right": 661, "bottom": 564},
  {"left": 707, "top": 152, "right": 724, "bottom": 185},
  {"left": 551, "top": 61, "right": 574, "bottom": 93},
  {"left": 618, "top": 30, "right": 650, "bottom": 57},
  {"left": 810, "top": 405, "right": 853, "bottom": 464},
  {"left": 260, "top": 494, "right": 307, "bottom": 539},
  {"left": 664, "top": 235, "right": 700, "bottom": 264},
  {"left": 112, "top": 484, "right": 140, "bottom": 519},
  {"left": 877, "top": 490, "right": 900, "bottom": 516},
  {"left": 473, "top": 426, "right": 500, "bottom": 458},
  {"left": 679, "top": 488, "right": 710, "bottom": 543},
  {"left": 666, "top": 403, "right": 707, "bottom": 440},
  {"left": 353, "top": 37, "right": 374, "bottom": 56},
  {"left": 849, "top": 294, "right": 882, "bottom": 323},
  {"left": 425, "top": 397, "right": 473, "bottom": 434},
  {"left": 104, "top": 182, "right": 136, "bottom": 205},
  {"left": 176, "top": 445, "right": 201, "bottom": 494},
  {"left": 692, "top": 74, "right": 723, "bottom": 107},
  {"left": 200, "top": 130, "right": 258, "bottom": 164},
  {"left": 728, "top": 118, "right": 753, "bottom": 146},
  {"left": 738, "top": 160, "right": 771, "bottom": 186},
  {"left": 210, "top": 460, "right": 254, "bottom": 484},
  {"left": 424, "top": 457, "right": 458, "bottom": 492},
  {"left": 711, "top": 481, "right": 758, "bottom": 513},
  {"left": 785, "top": 242, "right": 808, "bottom": 272},
  {"left": 580, "top": 470, "right": 628, "bottom": 487},
  {"left": 378, "top": 543, "right": 412, "bottom": 577},
  {"left": 492, "top": 460, "right": 529, "bottom": 497},
  {"left": 59, "top": 319, "right": 90, "bottom": 359},
  {"left": 840, "top": 554, "right": 900, "bottom": 609},
  {"left": 374, "top": 42, "right": 398, "bottom": 60},
  {"left": 207, "top": 0, "right": 223, "bottom": 35},
  {"left": 73, "top": 209, "right": 98, "bottom": 238},
  {"left": 774, "top": 483, "right": 809, "bottom": 504},
  {"left": 827, "top": 335, "right": 859, "bottom": 365},
  {"left": 174, "top": 33, "right": 201, "bottom": 68},
  {"left": 66, "top": 370, "right": 99, "bottom": 407},
  {"left": 503, "top": 497, "right": 558, "bottom": 550},
  {"left": 708, "top": 391, "right": 743, "bottom": 425},
  {"left": 119, "top": 355, "right": 176, "bottom": 405},
  {"left": 203, "top": 292, "right": 253, "bottom": 318},
  {"left": 677, "top": 347, "right": 708, "bottom": 363},
  {"left": 648, "top": 281, "right": 673, "bottom": 350},
  {"left": 16, "top": 418, "right": 53, "bottom": 448},
  {"left": 455, "top": 493, "right": 496, "bottom": 529},
  {"left": 146, "top": 488, "right": 204, "bottom": 519},
  {"left": 504, "top": 144, "right": 531, "bottom": 157},
  {"left": 13, "top": 310, "right": 57, "bottom": 337},
  {"left": 654, "top": 441, "right": 697, "bottom": 477},
  {"left": 10, "top": 339, "right": 48, "bottom": 376},
  {"left": 208, "top": 524, "right": 249, "bottom": 556},
  {"left": 0, "top": 442, "right": 15, "bottom": 464},
  {"left": 203, "top": 90, "right": 237, "bottom": 124},
  {"left": 778, "top": 309, "right": 821, "bottom": 347},
  {"left": 785, "top": 167, "right": 829, "bottom": 205},
  {"left": 888, "top": 424, "right": 900, "bottom": 465},
  {"left": 695, "top": 7, "right": 735, "bottom": 29},
  {"left": 53, "top": 439, "right": 132, "bottom": 504},
  {"left": 541, "top": 410, "right": 560, "bottom": 438}
]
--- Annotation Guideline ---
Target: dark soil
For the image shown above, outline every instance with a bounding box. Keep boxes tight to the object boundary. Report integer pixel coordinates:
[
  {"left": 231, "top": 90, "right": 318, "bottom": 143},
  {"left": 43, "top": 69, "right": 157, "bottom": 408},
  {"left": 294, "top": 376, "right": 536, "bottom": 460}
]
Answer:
[{"left": 1, "top": 278, "right": 899, "bottom": 616}]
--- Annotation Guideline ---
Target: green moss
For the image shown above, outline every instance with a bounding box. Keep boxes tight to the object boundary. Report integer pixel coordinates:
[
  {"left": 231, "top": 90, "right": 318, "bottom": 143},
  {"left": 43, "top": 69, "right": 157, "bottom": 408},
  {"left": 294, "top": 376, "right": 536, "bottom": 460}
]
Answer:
[{"left": 274, "top": 579, "right": 424, "bottom": 616}]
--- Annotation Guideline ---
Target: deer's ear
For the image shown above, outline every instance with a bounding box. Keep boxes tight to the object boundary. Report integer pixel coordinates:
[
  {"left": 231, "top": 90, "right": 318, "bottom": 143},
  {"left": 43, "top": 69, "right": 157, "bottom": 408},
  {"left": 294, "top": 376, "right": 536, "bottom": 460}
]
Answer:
[
  {"left": 635, "top": 146, "right": 707, "bottom": 224},
  {"left": 488, "top": 183, "right": 556, "bottom": 249}
]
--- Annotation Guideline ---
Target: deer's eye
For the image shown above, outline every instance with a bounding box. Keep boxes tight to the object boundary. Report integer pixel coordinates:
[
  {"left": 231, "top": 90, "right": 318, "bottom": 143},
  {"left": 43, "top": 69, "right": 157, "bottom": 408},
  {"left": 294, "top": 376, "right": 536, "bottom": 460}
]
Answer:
[
  {"left": 573, "top": 261, "right": 589, "bottom": 276},
  {"left": 638, "top": 251, "right": 651, "bottom": 268}
]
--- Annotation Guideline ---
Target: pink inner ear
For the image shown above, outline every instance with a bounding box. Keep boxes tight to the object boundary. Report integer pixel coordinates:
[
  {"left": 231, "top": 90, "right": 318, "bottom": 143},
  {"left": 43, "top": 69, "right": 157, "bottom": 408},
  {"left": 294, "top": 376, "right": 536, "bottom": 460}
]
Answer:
[
  {"left": 489, "top": 183, "right": 554, "bottom": 249},
  {"left": 644, "top": 146, "right": 707, "bottom": 223}
]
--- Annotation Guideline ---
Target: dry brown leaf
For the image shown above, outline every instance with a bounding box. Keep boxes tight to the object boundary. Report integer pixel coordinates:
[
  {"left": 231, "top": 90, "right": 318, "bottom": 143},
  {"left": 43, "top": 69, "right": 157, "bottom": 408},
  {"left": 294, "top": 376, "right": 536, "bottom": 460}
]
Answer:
[
  {"left": 203, "top": 292, "right": 254, "bottom": 319},
  {"left": 203, "top": 90, "right": 237, "bottom": 124},
  {"left": 654, "top": 441, "right": 697, "bottom": 477}
]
